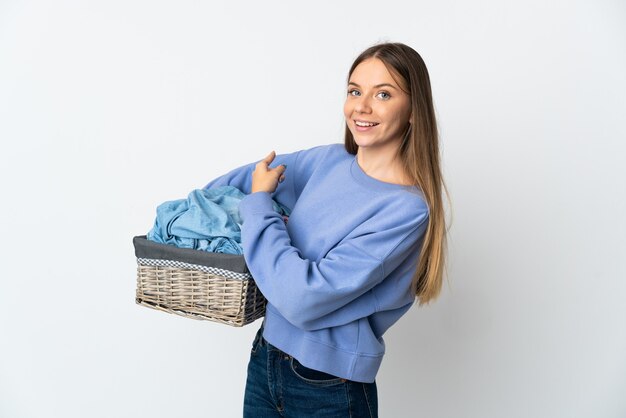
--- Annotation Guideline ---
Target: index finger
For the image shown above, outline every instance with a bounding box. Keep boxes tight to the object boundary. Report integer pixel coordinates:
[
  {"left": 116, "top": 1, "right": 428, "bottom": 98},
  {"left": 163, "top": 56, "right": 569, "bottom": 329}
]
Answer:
[{"left": 262, "top": 150, "right": 276, "bottom": 164}]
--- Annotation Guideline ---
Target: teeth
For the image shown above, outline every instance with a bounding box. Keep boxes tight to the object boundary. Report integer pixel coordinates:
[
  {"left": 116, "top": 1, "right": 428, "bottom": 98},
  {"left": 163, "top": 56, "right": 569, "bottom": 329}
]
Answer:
[{"left": 356, "top": 121, "right": 377, "bottom": 127}]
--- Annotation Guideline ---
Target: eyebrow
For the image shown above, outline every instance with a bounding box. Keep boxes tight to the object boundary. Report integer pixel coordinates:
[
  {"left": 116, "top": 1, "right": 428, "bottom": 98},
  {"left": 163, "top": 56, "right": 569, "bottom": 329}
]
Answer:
[{"left": 348, "top": 82, "right": 398, "bottom": 90}]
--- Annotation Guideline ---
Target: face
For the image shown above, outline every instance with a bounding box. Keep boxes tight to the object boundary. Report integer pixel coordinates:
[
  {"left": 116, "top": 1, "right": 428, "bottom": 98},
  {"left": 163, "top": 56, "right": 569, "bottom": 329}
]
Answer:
[{"left": 344, "top": 58, "right": 412, "bottom": 152}]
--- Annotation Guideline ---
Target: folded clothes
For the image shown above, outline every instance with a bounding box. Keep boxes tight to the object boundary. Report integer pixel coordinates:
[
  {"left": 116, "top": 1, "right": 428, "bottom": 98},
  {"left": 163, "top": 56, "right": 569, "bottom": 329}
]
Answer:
[{"left": 147, "top": 186, "right": 290, "bottom": 254}]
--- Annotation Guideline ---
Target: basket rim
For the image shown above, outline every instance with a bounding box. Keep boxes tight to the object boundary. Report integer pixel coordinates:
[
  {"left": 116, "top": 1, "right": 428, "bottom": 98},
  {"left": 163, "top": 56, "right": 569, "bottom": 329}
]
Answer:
[
  {"left": 133, "top": 235, "right": 250, "bottom": 274},
  {"left": 136, "top": 257, "right": 253, "bottom": 280}
]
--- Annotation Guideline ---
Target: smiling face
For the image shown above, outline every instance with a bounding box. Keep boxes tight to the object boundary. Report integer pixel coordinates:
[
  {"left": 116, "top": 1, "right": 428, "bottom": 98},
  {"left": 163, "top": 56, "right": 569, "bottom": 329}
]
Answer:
[{"left": 344, "top": 57, "right": 412, "bottom": 152}]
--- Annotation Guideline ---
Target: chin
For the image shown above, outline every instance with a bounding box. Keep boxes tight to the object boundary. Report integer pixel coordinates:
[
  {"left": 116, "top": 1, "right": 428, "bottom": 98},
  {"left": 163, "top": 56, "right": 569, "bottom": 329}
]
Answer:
[{"left": 351, "top": 135, "right": 373, "bottom": 147}]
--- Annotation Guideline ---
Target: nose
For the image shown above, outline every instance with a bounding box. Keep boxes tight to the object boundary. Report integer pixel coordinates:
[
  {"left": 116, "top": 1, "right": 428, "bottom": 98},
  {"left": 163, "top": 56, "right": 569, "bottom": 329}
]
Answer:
[{"left": 354, "top": 95, "right": 372, "bottom": 114}]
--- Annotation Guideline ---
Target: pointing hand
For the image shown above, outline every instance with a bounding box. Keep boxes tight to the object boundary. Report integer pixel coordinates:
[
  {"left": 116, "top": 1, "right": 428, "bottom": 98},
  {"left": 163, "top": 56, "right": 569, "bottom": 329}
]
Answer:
[{"left": 251, "top": 150, "right": 287, "bottom": 194}]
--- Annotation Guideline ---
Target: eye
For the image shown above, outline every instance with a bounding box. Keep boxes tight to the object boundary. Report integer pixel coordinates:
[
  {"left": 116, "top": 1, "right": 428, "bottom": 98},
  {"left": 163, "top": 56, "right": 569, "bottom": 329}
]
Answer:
[
  {"left": 377, "top": 91, "right": 391, "bottom": 100},
  {"left": 348, "top": 89, "right": 360, "bottom": 96}
]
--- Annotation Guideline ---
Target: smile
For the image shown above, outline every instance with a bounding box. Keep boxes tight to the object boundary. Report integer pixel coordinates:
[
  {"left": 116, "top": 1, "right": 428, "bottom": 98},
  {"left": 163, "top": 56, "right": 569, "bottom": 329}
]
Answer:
[{"left": 354, "top": 120, "right": 379, "bottom": 127}]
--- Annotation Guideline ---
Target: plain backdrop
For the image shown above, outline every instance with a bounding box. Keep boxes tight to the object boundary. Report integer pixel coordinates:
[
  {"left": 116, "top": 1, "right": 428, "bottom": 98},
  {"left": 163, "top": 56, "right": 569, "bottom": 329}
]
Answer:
[{"left": 0, "top": 1, "right": 624, "bottom": 417}]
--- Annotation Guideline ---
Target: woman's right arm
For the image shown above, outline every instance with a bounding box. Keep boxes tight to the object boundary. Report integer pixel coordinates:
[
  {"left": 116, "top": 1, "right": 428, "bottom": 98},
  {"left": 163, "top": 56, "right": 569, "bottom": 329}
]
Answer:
[
  {"left": 202, "top": 151, "right": 297, "bottom": 194},
  {"left": 202, "top": 144, "right": 332, "bottom": 208}
]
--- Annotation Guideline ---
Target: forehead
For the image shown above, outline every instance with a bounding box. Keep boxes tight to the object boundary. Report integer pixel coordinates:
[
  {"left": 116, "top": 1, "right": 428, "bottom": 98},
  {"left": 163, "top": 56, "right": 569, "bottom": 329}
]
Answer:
[{"left": 349, "top": 58, "right": 405, "bottom": 90}]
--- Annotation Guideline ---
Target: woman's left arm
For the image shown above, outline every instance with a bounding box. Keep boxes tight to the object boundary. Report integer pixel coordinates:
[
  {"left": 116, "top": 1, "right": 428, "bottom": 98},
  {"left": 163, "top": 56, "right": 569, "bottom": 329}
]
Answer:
[{"left": 238, "top": 191, "right": 429, "bottom": 331}]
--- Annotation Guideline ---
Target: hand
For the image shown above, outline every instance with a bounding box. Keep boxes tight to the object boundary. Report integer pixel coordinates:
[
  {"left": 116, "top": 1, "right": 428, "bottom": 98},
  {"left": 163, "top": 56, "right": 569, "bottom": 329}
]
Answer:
[{"left": 251, "top": 150, "right": 287, "bottom": 194}]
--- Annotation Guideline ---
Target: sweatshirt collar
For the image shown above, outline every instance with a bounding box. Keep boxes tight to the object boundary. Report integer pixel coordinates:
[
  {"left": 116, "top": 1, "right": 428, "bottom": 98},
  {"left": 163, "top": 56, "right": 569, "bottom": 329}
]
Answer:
[{"left": 349, "top": 156, "right": 420, "bottom": 194}]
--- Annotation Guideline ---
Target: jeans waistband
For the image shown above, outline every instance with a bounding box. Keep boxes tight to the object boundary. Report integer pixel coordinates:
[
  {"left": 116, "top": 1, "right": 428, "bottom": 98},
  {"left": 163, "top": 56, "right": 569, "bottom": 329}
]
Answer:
[{"left": 257, "top": 320, "right": 292, "bottom": 357}]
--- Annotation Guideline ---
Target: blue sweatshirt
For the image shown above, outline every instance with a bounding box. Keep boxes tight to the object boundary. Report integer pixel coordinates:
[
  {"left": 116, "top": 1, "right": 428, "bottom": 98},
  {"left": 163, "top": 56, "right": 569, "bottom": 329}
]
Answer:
[{"left": 203, "top": 143, "right": 429, "bottom": 383}]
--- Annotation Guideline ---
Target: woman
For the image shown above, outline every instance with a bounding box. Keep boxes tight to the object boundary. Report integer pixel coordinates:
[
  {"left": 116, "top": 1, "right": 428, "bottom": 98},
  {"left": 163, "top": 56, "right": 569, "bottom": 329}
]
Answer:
[{"left": 204, "top": 41, "right": 449, "bottom": 417}]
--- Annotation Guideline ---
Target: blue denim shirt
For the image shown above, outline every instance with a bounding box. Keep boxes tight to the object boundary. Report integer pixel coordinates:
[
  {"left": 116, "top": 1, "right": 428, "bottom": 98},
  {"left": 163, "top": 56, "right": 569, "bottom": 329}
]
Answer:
[{"left": 147, "top": 186, "right": 290, "bottom": 254}]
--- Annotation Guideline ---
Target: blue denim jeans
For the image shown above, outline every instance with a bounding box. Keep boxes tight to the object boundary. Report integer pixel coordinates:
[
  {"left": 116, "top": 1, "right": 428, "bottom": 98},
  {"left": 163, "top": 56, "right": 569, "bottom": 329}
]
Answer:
[{"left": 243, "top": 321, "right": 378, "bottom": 417}]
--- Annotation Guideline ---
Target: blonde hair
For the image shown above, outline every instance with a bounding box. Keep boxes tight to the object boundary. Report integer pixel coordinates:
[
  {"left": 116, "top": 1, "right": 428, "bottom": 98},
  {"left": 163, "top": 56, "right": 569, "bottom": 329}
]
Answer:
[{"left": 344, "top": 42, "right": 451, "bottom": 305}]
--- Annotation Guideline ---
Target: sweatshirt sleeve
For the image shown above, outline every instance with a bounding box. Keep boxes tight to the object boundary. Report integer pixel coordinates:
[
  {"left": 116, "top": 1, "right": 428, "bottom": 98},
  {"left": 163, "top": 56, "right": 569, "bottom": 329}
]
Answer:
[
  {"left": 202, "top": 150, "right": 300, "bottom": 195},
  {"left": 238, "top": 191, "right": 429, "bottom": 331},
  {"left": 202, "top": 144, "right": 332, "bottom": 210}
]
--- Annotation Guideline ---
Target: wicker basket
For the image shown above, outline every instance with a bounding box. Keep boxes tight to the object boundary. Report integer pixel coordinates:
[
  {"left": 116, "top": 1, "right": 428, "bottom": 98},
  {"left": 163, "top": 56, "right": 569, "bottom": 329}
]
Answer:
[{"left": 133, "top": 235, "right": 266, "bottom": 327}]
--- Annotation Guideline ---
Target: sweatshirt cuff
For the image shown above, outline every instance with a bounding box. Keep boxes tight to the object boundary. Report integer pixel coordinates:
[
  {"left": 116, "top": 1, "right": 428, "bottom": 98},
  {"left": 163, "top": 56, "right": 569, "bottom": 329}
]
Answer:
[{"left": 239, "top": 191, "right": 276, "bottom": 220}]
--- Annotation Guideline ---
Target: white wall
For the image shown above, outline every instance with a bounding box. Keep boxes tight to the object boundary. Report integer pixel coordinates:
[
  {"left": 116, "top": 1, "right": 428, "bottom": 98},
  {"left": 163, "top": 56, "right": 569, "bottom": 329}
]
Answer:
[{"left": 1, "top": 1, "right": 624, "bottom": 417}]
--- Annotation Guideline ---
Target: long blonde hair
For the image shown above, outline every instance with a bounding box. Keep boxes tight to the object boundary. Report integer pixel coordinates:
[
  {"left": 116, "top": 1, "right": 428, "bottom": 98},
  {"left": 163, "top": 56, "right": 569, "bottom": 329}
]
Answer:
[{"left": 344, "top": 42, "right": 451, "bottom": 306}]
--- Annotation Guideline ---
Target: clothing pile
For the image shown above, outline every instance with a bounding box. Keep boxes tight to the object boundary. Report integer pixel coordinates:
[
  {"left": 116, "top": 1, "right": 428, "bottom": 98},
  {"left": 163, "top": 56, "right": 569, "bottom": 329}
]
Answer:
[{"left": 147, "top": 185, "right": 290, "bottom": 254}]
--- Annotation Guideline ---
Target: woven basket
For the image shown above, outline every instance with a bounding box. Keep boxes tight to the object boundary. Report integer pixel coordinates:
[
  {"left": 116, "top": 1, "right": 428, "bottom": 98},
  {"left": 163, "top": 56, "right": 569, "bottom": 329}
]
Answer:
[{"left": 133, "top": 235, "right": 266, "bottom": 327}]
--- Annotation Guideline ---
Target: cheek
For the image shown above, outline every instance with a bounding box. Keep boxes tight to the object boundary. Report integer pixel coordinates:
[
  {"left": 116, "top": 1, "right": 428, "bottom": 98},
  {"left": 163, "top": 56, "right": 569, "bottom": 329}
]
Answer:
[
  {"left": 343, "top": 101, "right": 351, "bottom": 118},
  {"left": 399, "top": 100, "right": 412, "bottom": 120},
  {"left": 388, "top": 104, "right": 410, "bottom": 125}
]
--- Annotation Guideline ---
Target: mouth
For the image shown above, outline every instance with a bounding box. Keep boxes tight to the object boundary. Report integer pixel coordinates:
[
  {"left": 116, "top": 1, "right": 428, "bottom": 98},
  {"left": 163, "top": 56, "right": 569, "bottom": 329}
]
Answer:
[
  {"left": 354, "top": 119, "right": 379, "bottom": 127},
  {"left": 353, "top": 119, "right": 379, "bottom": 132}
]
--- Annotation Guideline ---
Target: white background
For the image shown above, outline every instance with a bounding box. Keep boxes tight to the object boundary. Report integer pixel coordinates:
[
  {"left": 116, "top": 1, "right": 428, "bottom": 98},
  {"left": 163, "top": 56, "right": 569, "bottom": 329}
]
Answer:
[{"left": 1, "top": 1, "right": 625, "bottom": 417}]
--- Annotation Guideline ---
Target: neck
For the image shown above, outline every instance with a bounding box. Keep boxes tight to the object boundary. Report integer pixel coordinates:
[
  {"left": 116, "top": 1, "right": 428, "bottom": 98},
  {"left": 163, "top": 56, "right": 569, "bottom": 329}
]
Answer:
[{"left": 356, "top": 143, "right": 411, "bottom": 186}]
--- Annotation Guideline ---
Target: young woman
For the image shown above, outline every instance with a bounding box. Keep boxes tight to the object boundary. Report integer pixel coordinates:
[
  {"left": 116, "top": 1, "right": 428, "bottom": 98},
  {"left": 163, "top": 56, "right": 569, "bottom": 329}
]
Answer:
[{"left": 204, "top": 41, "right": 449, "bottom": 417}]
